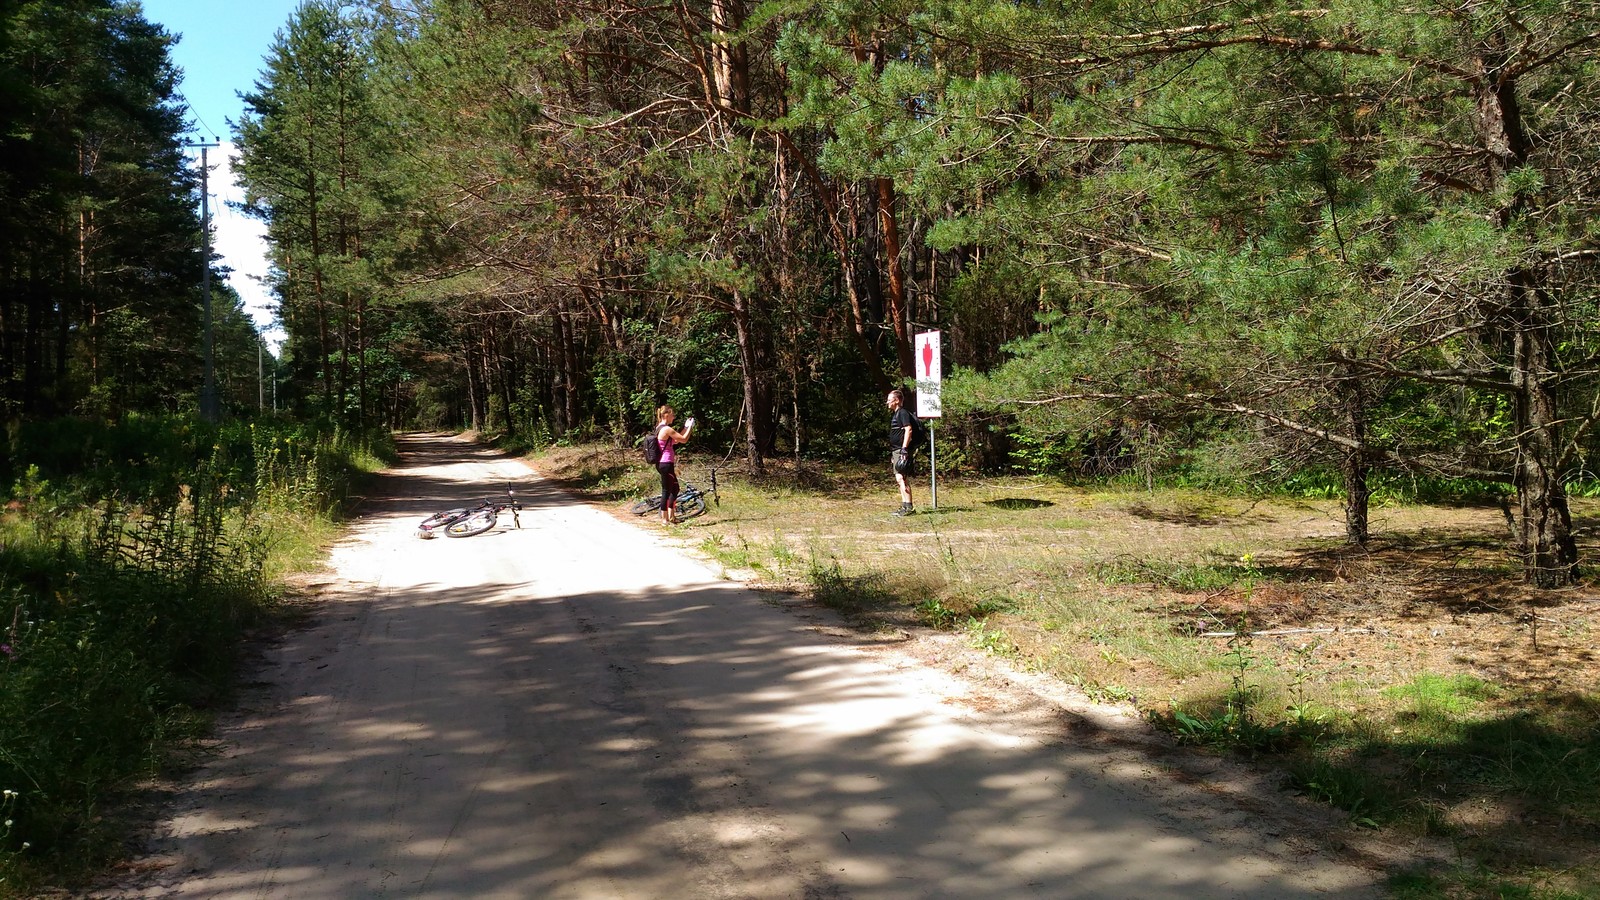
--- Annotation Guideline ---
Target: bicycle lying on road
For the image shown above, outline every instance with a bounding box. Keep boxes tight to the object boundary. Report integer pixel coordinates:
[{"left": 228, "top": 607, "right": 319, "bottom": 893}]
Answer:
[
  {"left": 417, "top": 485, "right": 522, "bottom": 538},
  {"left": 630, "top": 468, "right": 718, "bottom": 520}
]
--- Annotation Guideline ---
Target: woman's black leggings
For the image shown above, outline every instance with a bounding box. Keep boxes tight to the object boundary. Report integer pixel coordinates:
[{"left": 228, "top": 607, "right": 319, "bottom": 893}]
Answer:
[{"left": 657, "top": 463, "right": 679, "bottom": 508}]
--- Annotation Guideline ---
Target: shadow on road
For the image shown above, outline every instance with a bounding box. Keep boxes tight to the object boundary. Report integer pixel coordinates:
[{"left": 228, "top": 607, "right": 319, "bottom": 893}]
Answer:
[{"left": 111, "top": 432, "right": 1381, "bottom": 899}]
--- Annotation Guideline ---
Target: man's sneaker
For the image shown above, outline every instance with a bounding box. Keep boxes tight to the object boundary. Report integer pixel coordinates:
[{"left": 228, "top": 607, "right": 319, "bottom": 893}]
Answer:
[{"left": 893, "top": 503, "right": 914, "bottom": 517}]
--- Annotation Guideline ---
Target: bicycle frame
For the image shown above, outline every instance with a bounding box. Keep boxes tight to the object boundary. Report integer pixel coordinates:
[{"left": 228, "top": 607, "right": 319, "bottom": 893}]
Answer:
[
  {"left": 630, "top": 466, "right": 718, "bottom": 518},
  {"left": 418, "top": 485, "right": 522, "bottom": 538}
]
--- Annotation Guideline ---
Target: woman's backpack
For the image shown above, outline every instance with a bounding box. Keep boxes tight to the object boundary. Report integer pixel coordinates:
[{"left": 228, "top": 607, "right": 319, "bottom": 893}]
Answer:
[{"left": 642, "top": 432, "right": 662, "bottom": 465}]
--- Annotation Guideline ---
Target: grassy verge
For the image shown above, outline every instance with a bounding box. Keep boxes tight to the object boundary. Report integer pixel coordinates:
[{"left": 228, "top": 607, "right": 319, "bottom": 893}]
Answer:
[
  {"left": 0, "top": 418, "right": 388, "bottom": 895},
  {"left": 533, "top": 443, "right": 1600, "bottom": 900}
]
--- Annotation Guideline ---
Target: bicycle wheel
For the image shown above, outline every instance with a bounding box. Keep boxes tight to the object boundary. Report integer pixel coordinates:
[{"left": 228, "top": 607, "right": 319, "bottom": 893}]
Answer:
[
  {"left": 630, "top": 496, "right": 662, "bottom": 516},
  {"left": 445, "top": 508, "right": 498, "bottom": 537},
  {"left": 678, "top": 493, "right": 706, "bottom": 519}
]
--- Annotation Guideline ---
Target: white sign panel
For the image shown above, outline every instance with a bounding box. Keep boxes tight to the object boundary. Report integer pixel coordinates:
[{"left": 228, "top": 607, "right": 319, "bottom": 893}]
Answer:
[{"left": 914, "top": 330, "right": 941, "bottom": 418}]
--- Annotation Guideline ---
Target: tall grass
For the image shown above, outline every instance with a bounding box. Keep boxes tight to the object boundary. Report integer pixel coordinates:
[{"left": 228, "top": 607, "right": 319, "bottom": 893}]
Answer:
[{"left": 0, "top": 416, "right": 387, "bottom": 893}]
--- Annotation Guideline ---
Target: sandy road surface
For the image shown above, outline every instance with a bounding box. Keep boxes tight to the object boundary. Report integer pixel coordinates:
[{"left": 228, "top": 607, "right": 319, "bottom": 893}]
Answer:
[{"left": 100, "top": 434, "right": 1386, "bottom": 899}]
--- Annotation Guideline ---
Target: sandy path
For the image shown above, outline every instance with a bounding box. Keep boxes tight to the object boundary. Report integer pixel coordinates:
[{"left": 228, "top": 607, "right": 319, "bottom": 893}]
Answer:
[{"left": 99, "top": 434, "right": 1385, "bottom": 899}]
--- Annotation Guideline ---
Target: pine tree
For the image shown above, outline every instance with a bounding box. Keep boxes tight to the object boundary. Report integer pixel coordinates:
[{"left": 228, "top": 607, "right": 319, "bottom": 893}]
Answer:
[{"left": 0, "top": 0, "right": 211, "bottom": 418}]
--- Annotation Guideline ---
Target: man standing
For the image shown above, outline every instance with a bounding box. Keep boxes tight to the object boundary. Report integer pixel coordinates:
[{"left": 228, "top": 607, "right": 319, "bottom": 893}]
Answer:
[{"left": 887, "top": 388, "right": 915, "bottom": 516}]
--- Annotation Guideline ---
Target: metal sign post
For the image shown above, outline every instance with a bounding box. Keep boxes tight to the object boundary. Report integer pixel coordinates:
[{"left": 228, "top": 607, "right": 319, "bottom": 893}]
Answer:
[{"left": 915, "top": 331, "right": 942, "bottom": 510}]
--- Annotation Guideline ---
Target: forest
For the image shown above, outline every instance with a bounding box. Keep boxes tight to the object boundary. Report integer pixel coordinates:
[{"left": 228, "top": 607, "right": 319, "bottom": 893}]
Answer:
[
  {"left": 2, "top": 1, "right": 1598, "bottom": 893},
  {"left": 3, "top": 1, "right": 1598, "bottom": 584},
  {"left": 1, "top": 3, "right": 376, "bottom": 887},
  {"left": 218, "top": 0, "right": 1600, "bottom": 587},
  {"left": 0, "top": 1, "right": 271, "bottom": 422}
]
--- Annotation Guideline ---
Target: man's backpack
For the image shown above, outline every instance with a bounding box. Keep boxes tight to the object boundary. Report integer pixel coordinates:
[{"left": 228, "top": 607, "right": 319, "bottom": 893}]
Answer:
[
  {"left": 642, "top": 432, "right": 662, "bottom": 465},
  {"left": 907, "top": 415, "right": 928, "bottom": 451}
]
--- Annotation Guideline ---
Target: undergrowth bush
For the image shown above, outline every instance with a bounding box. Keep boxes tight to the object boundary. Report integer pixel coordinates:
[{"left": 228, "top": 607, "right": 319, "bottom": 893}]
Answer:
[
  {"left": 0, "top": 416, "right": 384, "bottom": 892},
  {"left": 3, "top": 414, "right": 391, "bottom": 513},
  {"left": 1273, "top": 467, "right": 1512, "bottom": 505}
]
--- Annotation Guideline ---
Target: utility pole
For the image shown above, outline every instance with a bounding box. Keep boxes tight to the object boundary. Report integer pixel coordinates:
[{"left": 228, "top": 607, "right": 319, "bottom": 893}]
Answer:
[
  {"left": 269, "top": 337, "right": 279, "bottom": 412},
  {"left": 188, "top": 140, "right": 221, "bottom": 422}
]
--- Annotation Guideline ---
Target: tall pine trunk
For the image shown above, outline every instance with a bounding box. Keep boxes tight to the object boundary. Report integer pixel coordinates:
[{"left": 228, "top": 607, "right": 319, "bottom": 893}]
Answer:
[
  {"left": 1508, "top": 271, "right": 1577, "bottom": 585},
  {"left": 730, "top": 288, "right": 771, "bottom": 473},
  {"left": 876, "top": 177, "right": 914, "bottom": 377},
  {"left": 1477, "top": 44, "right": 1577, "bottom": 586}
]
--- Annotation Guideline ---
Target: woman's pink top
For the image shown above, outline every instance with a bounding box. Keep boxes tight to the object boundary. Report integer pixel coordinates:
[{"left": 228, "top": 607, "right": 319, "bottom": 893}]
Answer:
[{"left": 657, "top": 425, "right": 677, "bottom": 464}]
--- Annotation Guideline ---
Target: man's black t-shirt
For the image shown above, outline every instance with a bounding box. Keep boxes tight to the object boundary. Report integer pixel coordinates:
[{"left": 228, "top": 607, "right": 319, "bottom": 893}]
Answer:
[{"left": 890, "top": 407, "right": 915, "bottom": 450}]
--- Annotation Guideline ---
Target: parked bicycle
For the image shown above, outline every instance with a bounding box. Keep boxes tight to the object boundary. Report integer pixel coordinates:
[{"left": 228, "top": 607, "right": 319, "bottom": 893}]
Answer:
[
  {"left": 417, "top": 485, "right": 522, "bottom": 538},
  {"left": 630, "top": 468, "right": 718, "bottom": 520}
]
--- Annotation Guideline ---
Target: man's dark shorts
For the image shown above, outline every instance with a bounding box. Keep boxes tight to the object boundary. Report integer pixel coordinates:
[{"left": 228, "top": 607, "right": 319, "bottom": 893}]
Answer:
[{"left": 891, "top": 449, "right": 914, "bottom": 476}]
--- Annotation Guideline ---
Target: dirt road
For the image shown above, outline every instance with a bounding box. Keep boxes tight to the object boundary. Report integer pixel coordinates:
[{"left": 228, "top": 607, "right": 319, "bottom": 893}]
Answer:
[{"left": 105, "top": 434, "right": 1387, "bottom": 898}]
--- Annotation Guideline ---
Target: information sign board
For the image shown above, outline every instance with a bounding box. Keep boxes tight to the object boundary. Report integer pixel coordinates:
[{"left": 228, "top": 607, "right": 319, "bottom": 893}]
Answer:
[{"left": 915, "top": 330, "right": 941, "bottom": 417}]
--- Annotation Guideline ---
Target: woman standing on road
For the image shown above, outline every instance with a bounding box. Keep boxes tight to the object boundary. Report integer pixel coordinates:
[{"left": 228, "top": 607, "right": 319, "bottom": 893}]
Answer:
[{"left": 655, "top": 405, "right": 694, "bottom": 524}]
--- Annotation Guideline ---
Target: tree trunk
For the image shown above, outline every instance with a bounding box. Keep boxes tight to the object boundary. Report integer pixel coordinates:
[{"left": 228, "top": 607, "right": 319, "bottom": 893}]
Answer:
[
  {"left": 1338, "top": 371, "right": 1369, "bottom": 546},
  {"left": 550, "top": 300, "right": 572, "bottom": 437},
  {"left": 480, "top": 330, "right": 500, "bottom": 432},
  {"left": 708, "top": 0, "right": 749, "bottom": 114},
  {"left": 1509, "top": 272, "right": 1578, "bottom": 586},
  {"left": 1476, "top": 48, "right": 1577, "bottom": 586},
  {"left": 463, "top": 337, "right": 483, "bottom": 432},
  {"left": 768, "top": 132, "right": 890, "bottom": 398},
  {"left": 588, "top": 284, "right": 630, "bottom": 441},
  {"left": 24, "top": 262, "right": 45, "bottom": 415},
  {"left": 842, "top": 251, "right": 890, "bottom": 399},
  {"left": 495, "top": 324, "right": 517, "bottom": 435},
  {"left": 354, "top": 243, "right": 369, "bottom": 430},
  {"left": 876, "top": 176, "right": 915, "bottom": 377},
  {"left": 336, "top": 288, "right": 353, "bottom": 425},
  {"left": 301, "top": 122, "right": 333, "bottom": 415},
  {"left": 560, "top": 302, "right": 582, "bottom": 435},
  {"left": 731, "top": 288, "right": 768, "bottom": 473}
]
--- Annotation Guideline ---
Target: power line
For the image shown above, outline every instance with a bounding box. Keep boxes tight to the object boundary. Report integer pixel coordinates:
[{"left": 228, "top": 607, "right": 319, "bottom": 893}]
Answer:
[{"left": 174, "top": 88, "right": 222, "bottom": 144}]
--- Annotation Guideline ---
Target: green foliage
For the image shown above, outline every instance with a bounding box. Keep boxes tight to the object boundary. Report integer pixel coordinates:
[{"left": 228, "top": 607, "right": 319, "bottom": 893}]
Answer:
[
  {"left": 1275, "top": 468, "right": 1511, "bottom": 505},
  {"left": 1385, "top": 674, "right": 1499, "bottom": 718},
  {"left": 1154, "top": 622, "right": 1295, "bottom": 755},
  {"left": 1562, "top": 471, "right": 1600, "bottom": 499},
  {"left": 0, "top": 489, "right": 264, "bottom": 868},
  {"left": 0, "top": 416, "right": 373, "bottom": 888},
  {"left": 963, "top": 617, "right": 1018, "bottom": 657},
  {"left": 1094, "top": 555, "right": 1263, "bottom": 593},
  {"left": 916, "top": 593, "right": 1012, "bottom": 631},
  {"left": 885, "top": 0, "right": 1600, "bottom": 585},
  {"left": 1388, "top": 868, "right": 1594, "bottom": 900},
  {"left": 3, "top": 415, "right": 387, "bottom": 512},
  {"left": 1005, "top": 430, "right": 1081, "bottom": 475},
  {"left": 0, "top": 0, "right": 220, "bottom": 420},
  {"left": 248, "top": 0, "right": 1600, "bottom": 591},
  {"left": 1289, "top": 691, "right": 1600, "bottom": 853},
  {"left": 915, "top": 597, "right": 959, "bottom": 629},
  {"left": 234, "top": 0, "right": 416, "bottom": 431},
  {"left": 1294, "top": 757, "right": 1388, "bottom": 829},
  {"left": 807, "top": 560, "right": 899, "bottom": 619}
]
